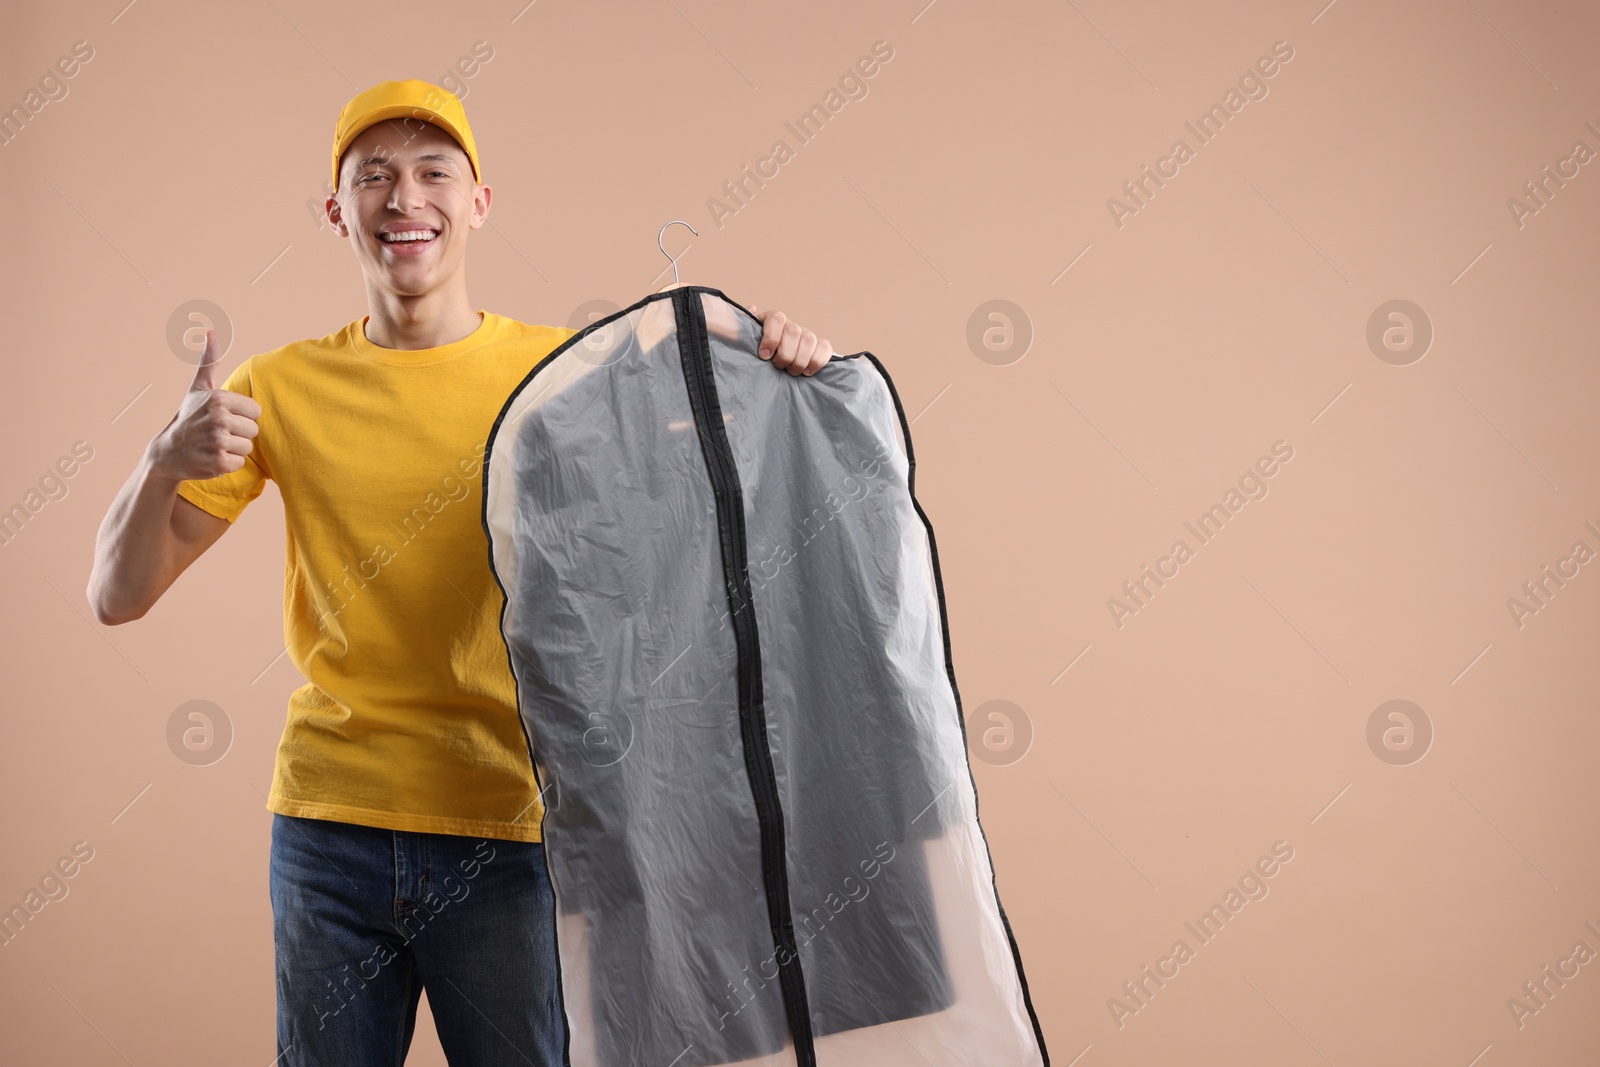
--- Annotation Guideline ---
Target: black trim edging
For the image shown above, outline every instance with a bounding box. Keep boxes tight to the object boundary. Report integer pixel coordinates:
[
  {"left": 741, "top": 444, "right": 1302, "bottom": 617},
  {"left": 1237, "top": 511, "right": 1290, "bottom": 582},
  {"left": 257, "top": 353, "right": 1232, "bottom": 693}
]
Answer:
[
  {"left": 858, "top": 349, "right": 1053, "bottom": 1066},
  {"left": 478, "top": 284, "right": 1050, "bottom": 1066}
]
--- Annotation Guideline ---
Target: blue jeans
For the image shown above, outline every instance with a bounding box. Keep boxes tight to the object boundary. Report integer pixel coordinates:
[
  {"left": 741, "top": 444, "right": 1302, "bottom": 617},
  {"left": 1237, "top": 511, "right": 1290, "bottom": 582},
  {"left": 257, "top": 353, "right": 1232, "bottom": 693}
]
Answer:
[{"left": 269, "top": 813, "right": 566, "bottom": 1066}]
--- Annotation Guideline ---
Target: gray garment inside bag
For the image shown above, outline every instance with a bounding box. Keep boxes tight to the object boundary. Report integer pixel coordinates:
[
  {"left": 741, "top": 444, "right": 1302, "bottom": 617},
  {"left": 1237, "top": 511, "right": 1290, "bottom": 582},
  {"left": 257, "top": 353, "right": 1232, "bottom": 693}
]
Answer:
[{"left": 482, "top": 286, "right": 1049, "bottom": 1067}]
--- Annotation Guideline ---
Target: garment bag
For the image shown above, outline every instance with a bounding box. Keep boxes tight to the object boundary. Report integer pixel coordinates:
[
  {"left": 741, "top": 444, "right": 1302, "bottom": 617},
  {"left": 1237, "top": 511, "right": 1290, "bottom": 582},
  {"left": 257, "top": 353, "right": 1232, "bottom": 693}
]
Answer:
[{"left": 482, "top": 285, "right": 1050, "bottom": 1067}]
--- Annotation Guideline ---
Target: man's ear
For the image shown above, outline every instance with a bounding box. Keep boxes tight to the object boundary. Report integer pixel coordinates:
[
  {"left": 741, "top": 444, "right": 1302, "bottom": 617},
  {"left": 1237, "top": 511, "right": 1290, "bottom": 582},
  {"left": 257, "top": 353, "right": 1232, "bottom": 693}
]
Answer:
[
  {"left": 470, "top": 182, "right": 492, "bottom": 229},
  {"left": 325, "top": 195, "right": 347, "bottom": 237}
]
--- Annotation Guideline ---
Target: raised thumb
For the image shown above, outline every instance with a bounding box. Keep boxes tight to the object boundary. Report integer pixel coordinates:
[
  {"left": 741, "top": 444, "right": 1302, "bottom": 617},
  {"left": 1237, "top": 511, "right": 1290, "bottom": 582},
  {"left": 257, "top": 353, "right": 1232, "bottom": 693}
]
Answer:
[{"left": 189, "top": 329, "right": 223, "bottom": 392}]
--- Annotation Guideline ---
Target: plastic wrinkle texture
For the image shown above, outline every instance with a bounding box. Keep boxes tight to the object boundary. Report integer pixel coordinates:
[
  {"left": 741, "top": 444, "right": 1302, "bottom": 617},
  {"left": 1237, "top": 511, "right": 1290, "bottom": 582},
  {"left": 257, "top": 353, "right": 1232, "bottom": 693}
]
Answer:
[{"left": 482, "top": 287, "right": 1049, "bottom": 1067}]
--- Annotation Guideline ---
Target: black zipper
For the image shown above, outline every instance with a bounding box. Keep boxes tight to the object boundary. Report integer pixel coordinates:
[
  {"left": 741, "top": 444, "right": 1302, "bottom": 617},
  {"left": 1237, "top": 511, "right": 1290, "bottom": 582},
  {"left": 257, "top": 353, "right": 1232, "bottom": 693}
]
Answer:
[{"left": 673, "top": 287, "right": 817, "bottom": 1066}]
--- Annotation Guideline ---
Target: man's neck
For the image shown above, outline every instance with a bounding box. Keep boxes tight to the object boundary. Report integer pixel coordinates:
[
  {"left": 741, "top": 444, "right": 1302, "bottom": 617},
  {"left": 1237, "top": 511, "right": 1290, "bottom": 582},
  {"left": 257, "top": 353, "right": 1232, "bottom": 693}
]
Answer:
[{"left": 362, "top": 286, "right": 483, "bottom": 351}]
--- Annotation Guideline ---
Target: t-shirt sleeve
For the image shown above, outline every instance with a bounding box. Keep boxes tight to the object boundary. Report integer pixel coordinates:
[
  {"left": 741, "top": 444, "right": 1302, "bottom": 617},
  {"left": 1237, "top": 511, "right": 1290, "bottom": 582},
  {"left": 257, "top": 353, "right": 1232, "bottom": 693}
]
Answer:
[{"left": 174, "top": 358, "right": 270, "bottom": 524}]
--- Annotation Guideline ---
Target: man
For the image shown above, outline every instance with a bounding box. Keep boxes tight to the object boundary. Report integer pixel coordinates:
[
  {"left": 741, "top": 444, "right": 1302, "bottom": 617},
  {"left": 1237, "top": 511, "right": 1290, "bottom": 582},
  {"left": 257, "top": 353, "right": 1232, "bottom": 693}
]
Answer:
[{"left": 86, "top": 79, "right": 833, "bottom": 1066}]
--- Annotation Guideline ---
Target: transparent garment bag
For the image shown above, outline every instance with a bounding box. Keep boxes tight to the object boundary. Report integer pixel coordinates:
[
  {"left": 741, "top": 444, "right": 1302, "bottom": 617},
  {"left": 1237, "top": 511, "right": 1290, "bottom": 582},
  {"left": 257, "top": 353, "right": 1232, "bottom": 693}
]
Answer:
[{"left": 482, "top": 286, "right": 1050, "bottom": 1067}]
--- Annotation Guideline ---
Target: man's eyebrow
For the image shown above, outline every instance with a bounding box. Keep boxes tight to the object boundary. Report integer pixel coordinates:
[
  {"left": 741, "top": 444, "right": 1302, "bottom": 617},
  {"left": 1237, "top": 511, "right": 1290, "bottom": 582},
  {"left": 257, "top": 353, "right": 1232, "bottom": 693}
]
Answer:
[{"left": 354, "top": 152, "right": 461, "bottom": 169}]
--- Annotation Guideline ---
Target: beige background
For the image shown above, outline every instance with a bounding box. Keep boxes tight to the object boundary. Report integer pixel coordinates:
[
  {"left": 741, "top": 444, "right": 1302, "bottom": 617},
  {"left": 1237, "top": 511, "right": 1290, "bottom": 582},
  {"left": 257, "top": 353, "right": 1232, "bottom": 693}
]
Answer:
[{"left": 3, "top": 0, "right": 1598, "bottom": 1063}]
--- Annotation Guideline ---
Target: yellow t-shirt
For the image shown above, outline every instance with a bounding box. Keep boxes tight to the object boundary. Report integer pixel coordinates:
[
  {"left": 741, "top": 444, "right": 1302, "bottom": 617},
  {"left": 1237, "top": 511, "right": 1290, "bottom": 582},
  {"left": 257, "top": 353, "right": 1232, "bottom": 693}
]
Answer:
[{"left": 176, "top": 310, "right": 577, "bottom": 842}]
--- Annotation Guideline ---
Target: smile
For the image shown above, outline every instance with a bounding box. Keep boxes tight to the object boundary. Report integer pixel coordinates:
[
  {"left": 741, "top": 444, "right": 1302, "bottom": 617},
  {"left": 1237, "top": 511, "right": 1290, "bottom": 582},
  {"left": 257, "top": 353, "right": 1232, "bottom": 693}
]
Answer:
[{"left": 379, "top": 229, "right": 439, "bottom": 252}]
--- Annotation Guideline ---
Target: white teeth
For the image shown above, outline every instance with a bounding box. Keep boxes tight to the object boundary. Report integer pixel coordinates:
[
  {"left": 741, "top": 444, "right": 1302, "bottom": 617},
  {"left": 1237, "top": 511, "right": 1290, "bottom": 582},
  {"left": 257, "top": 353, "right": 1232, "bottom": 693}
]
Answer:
[{"left": 381, "top": 230, "right": 437, "bottom": 243}]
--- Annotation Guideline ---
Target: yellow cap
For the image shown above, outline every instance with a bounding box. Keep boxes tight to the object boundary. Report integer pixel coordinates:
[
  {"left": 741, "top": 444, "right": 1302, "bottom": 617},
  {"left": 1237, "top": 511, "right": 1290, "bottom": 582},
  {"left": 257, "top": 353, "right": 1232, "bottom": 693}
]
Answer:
[{"left": 331, "top": 79, "right": 482, "bottom": 192}]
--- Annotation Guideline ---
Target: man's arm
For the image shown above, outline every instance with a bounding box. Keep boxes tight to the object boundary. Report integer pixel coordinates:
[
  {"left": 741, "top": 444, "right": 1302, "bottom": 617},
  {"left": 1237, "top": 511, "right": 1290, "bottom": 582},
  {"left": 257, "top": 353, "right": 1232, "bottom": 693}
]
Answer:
[
  {"left": 87, "top": 330, "right": 261, "bottom": 625},
  {"left": 88, "top": 457, "right": 233, "bottom": 626}
]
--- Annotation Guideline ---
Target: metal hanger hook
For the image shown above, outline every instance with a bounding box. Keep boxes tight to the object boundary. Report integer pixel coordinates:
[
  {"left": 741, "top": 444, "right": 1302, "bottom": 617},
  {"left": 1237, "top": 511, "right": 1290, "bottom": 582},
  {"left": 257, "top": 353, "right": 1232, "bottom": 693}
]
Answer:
[{"left": 657, "top": 220, "right": 700, "bottom": 284}]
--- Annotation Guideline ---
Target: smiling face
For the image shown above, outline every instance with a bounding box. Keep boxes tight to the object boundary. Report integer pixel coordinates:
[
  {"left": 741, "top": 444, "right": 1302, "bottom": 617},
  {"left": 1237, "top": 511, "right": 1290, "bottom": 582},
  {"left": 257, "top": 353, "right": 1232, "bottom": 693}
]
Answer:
[{"left": 327, "top": 119, "right": 488, "bottom": 299}]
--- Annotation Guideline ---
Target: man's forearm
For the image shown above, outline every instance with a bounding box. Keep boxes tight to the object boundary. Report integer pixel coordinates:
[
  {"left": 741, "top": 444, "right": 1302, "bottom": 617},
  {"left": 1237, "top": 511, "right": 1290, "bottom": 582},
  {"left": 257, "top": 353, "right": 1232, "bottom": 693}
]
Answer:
[{"left": 88, "top": 441, "right": 186, "bottom": 625}]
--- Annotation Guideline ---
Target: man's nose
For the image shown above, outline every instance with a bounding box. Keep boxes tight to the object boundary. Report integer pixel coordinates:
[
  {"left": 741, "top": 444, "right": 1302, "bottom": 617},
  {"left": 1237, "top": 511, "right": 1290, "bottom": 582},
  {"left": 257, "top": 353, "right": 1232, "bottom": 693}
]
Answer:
[{"left": 387, "top": 172, "right": 426, "bottom": 211}]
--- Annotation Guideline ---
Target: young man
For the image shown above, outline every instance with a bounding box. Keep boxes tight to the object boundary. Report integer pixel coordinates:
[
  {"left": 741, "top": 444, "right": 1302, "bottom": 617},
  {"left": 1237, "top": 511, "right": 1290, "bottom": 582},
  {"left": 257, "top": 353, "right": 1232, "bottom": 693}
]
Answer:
[{"left": 86, "top": 79, "right": 833, "bottom": 1066}]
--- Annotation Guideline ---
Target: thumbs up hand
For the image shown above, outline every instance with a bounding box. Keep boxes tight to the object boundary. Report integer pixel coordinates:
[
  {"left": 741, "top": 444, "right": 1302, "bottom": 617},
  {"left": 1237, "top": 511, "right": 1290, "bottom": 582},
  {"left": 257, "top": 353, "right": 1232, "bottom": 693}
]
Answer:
[
  {"left": 148, "top": 329, "right": 262, "bottom": 481},
  {"left": 188, "top": 325, "right": 228, "bottom": 393}
]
